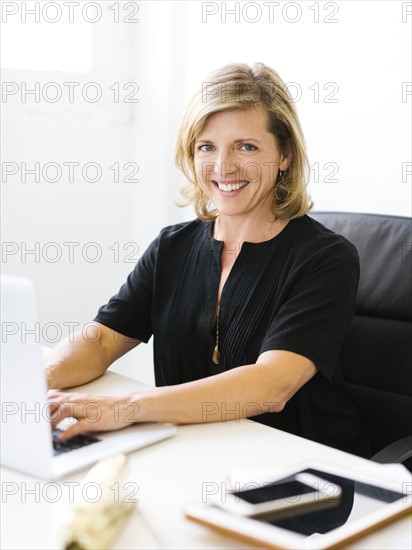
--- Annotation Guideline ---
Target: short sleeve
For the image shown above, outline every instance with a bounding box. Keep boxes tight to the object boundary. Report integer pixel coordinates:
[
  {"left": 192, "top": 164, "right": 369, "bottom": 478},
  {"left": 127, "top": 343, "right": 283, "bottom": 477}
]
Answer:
[
  {"left": 259, "top": 237, "right": 360, "bottom": 380},
  {"left": 93, "top": 235, "right": 159, "bottom": 342}
]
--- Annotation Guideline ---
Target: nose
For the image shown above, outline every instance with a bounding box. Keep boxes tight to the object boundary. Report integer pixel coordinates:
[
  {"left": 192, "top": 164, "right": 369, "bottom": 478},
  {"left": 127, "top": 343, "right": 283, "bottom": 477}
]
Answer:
[{"left": 215, "top": 148, "right": 239, "bottom": 180}]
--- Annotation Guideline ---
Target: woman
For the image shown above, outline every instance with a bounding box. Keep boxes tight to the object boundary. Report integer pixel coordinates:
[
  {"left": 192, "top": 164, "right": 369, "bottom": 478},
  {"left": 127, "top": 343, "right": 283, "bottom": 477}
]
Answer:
[{"left": 48, "top": 63, "right": 369, "bottom": 457}]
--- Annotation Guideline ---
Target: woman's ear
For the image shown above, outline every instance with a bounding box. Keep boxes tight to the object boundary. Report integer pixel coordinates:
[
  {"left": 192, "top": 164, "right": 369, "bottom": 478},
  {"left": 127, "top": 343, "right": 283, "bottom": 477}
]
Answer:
[{"left": 280, "top": 140, "right": 293, "bottom": 171}]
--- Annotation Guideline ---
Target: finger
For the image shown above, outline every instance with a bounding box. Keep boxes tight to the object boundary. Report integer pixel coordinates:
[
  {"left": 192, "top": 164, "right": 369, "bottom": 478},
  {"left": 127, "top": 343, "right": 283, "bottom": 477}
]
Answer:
[
  {"left": 57, "top": 419, "right": 94, "bottom": 440},
  {"left": 50, "top": 401, "right": 82, "bottom": 430},
  {"left": 48, "top": 390, "right": 71, "bottom": 419},
  {"left": 49, "top": 403, "right": 61, "bottom": 430},
  {"left": 48, "top": 389, "right": 66, "bottom": 399}
]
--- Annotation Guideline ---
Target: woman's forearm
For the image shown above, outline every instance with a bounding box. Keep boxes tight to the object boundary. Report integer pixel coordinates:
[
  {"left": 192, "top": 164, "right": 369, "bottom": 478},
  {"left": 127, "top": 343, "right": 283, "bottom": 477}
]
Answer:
[
  {"left": 51, "top": 361, "right": 287, "bottom": 440},
  {"left": 135, "top": 364, "right": 283, "bottom": 424},
  {"left": 49, "top": 350, "right": 316, "bottom": 440},
  {"left": 134, "top": 351, "right": 315, "bottom": 424}
]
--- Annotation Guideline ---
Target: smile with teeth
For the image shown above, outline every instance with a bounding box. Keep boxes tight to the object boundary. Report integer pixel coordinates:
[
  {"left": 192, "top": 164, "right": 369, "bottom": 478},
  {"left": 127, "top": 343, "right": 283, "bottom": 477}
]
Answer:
[{"left": 214, "top": 180, "right": 250, "bottom": 192}]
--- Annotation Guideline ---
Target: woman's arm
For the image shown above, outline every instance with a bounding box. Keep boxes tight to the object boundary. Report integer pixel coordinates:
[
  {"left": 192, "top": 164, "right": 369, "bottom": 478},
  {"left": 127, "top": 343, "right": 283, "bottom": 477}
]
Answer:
[
  {"left": 45, "top": 322, "right": 140, "bottom": 389},
  {"left": 49, "top": 349, "right": 316, "bottom": 439},
  {"left": 138, "top": 350, "right": 316, "bottom": 423}
]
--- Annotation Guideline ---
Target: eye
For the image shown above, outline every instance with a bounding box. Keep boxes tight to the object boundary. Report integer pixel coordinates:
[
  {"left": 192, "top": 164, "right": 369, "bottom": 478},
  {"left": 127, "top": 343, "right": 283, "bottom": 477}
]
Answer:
[
  {"left": 197, "top": 144, "right": 215, "bottom": 152},
  {"left": 240, "top": 143, "right": 257, "bottom": 151}
]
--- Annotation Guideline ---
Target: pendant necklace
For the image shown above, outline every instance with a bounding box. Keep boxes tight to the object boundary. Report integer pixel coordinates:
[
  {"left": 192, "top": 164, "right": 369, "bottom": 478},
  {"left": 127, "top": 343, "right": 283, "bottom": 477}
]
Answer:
[{"left": 212, "top": 303, "right": 221, "bottom": 365}]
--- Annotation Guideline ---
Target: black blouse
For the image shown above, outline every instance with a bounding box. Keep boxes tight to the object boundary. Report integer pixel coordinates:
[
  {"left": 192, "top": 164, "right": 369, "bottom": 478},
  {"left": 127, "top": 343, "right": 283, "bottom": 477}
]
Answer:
[{"left": 94, "top": 215, "right": 370, "bottom": 456}]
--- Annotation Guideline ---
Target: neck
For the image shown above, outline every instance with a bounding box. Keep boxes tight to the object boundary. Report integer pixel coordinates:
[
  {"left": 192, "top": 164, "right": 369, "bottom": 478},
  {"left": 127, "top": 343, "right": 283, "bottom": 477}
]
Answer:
[{"left": 213, "top": 213, "right": 289, "bottom": 247}]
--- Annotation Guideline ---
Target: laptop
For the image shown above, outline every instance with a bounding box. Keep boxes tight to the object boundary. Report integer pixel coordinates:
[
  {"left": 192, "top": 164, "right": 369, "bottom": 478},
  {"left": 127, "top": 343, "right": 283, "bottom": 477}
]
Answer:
[{"left": 0, "top": 274, "right": 176, "bottom": 480}]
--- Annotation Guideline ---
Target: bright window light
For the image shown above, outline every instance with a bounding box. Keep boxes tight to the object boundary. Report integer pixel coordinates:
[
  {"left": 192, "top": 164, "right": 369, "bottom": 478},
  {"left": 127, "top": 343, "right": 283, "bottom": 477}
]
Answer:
[{"left": 1, "top": 19, "right": 92, "bottom": 73}]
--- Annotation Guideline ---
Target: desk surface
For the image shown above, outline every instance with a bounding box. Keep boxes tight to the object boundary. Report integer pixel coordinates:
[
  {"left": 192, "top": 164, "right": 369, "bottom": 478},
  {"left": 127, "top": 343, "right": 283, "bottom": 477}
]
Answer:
[{"left": 1, "top": 371, "right": 411, "bottom": 550}]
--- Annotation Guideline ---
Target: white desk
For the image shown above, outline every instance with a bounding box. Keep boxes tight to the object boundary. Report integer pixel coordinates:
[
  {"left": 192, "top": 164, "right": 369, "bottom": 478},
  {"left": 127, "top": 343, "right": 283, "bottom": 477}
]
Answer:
[{"left": 1, "top": 371, "right": 411, "bottom": 549}]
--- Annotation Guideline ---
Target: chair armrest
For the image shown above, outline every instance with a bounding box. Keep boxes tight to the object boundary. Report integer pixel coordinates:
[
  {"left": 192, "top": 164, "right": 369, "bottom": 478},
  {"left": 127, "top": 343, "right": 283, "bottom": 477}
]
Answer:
[{"left": 371, "top": 436, "right": 412, "bottom": 465}]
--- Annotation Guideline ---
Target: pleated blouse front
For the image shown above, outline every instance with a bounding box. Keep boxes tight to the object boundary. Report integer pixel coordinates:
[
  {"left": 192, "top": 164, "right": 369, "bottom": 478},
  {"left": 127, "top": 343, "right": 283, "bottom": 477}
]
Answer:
[{"left": 94, "top": 215, "right": 370, "bottom": 456}]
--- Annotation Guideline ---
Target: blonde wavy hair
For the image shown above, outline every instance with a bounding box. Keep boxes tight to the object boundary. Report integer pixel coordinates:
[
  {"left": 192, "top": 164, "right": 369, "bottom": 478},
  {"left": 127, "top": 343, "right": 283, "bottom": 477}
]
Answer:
[{"left": 175, "top": 62, "right": 313, "bottom": 221}]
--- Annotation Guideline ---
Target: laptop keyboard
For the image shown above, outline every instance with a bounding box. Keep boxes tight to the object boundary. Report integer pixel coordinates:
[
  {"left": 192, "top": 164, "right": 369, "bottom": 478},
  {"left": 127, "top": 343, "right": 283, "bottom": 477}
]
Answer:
[{"left": 52, "top": 428, "right": 100, "bottom": 456}]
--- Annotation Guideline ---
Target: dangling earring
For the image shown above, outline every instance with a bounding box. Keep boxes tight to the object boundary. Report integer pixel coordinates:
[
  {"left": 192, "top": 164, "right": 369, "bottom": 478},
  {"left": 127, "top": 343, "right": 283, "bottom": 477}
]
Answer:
[{"left": 275, "top": 169, "right": 284, "bottom": 202}]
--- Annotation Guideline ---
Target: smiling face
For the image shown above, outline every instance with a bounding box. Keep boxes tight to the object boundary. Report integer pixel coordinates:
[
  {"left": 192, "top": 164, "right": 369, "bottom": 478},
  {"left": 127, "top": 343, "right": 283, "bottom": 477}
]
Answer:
[{"left": 193, "top": 105, "right": 291, "bottom": 221}]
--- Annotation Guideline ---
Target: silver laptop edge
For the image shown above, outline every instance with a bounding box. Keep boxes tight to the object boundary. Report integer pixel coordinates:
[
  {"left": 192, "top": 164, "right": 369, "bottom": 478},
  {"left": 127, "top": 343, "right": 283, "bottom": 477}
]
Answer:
[{"left": 1, "top": 274, "right": 176, "bottom": 480}]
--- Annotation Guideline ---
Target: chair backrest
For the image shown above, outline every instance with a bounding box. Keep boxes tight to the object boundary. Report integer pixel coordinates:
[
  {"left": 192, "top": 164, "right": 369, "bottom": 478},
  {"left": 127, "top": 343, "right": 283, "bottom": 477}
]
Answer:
[{"left": 309, "top": 212, "right": 412, "bottom": 456}]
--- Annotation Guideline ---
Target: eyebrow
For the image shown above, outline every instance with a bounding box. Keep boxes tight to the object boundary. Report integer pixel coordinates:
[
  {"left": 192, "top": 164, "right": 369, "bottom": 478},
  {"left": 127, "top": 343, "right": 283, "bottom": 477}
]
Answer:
[{"left": 195, "top": 138, "right": 261, "bottom": 144}]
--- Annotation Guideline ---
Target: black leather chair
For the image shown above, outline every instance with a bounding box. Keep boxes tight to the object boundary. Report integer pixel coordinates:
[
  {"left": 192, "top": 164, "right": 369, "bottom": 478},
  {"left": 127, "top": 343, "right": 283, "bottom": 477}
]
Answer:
[{"left": 309, "top": 212, "right": 412, "bottom": 468}]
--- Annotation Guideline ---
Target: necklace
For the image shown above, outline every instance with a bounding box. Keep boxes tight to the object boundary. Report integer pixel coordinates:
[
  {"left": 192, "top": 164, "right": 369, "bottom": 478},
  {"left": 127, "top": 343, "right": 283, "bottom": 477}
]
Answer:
[
  {"left": 211, "top": 218, "right": 288, "bottom": 366},
  {"left": 212, "top": 303, "right": 221, "bottom": 364}
]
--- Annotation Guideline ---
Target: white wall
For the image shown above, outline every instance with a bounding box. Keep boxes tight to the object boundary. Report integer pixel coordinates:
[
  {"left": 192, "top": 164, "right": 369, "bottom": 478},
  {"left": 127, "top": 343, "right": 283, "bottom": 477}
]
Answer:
[
  {"left": 1, "top": 0, "right": 411, "bottom": 386},
  {"left": 178, "top": 0, "right": 412, "bottom": 218}
]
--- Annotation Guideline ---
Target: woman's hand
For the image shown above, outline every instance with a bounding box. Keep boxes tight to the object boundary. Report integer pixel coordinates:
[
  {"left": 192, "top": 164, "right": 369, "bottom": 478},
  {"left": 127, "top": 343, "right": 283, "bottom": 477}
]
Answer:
[{"left": 48, "top": 390, "right": 141, "bottom": 440}]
